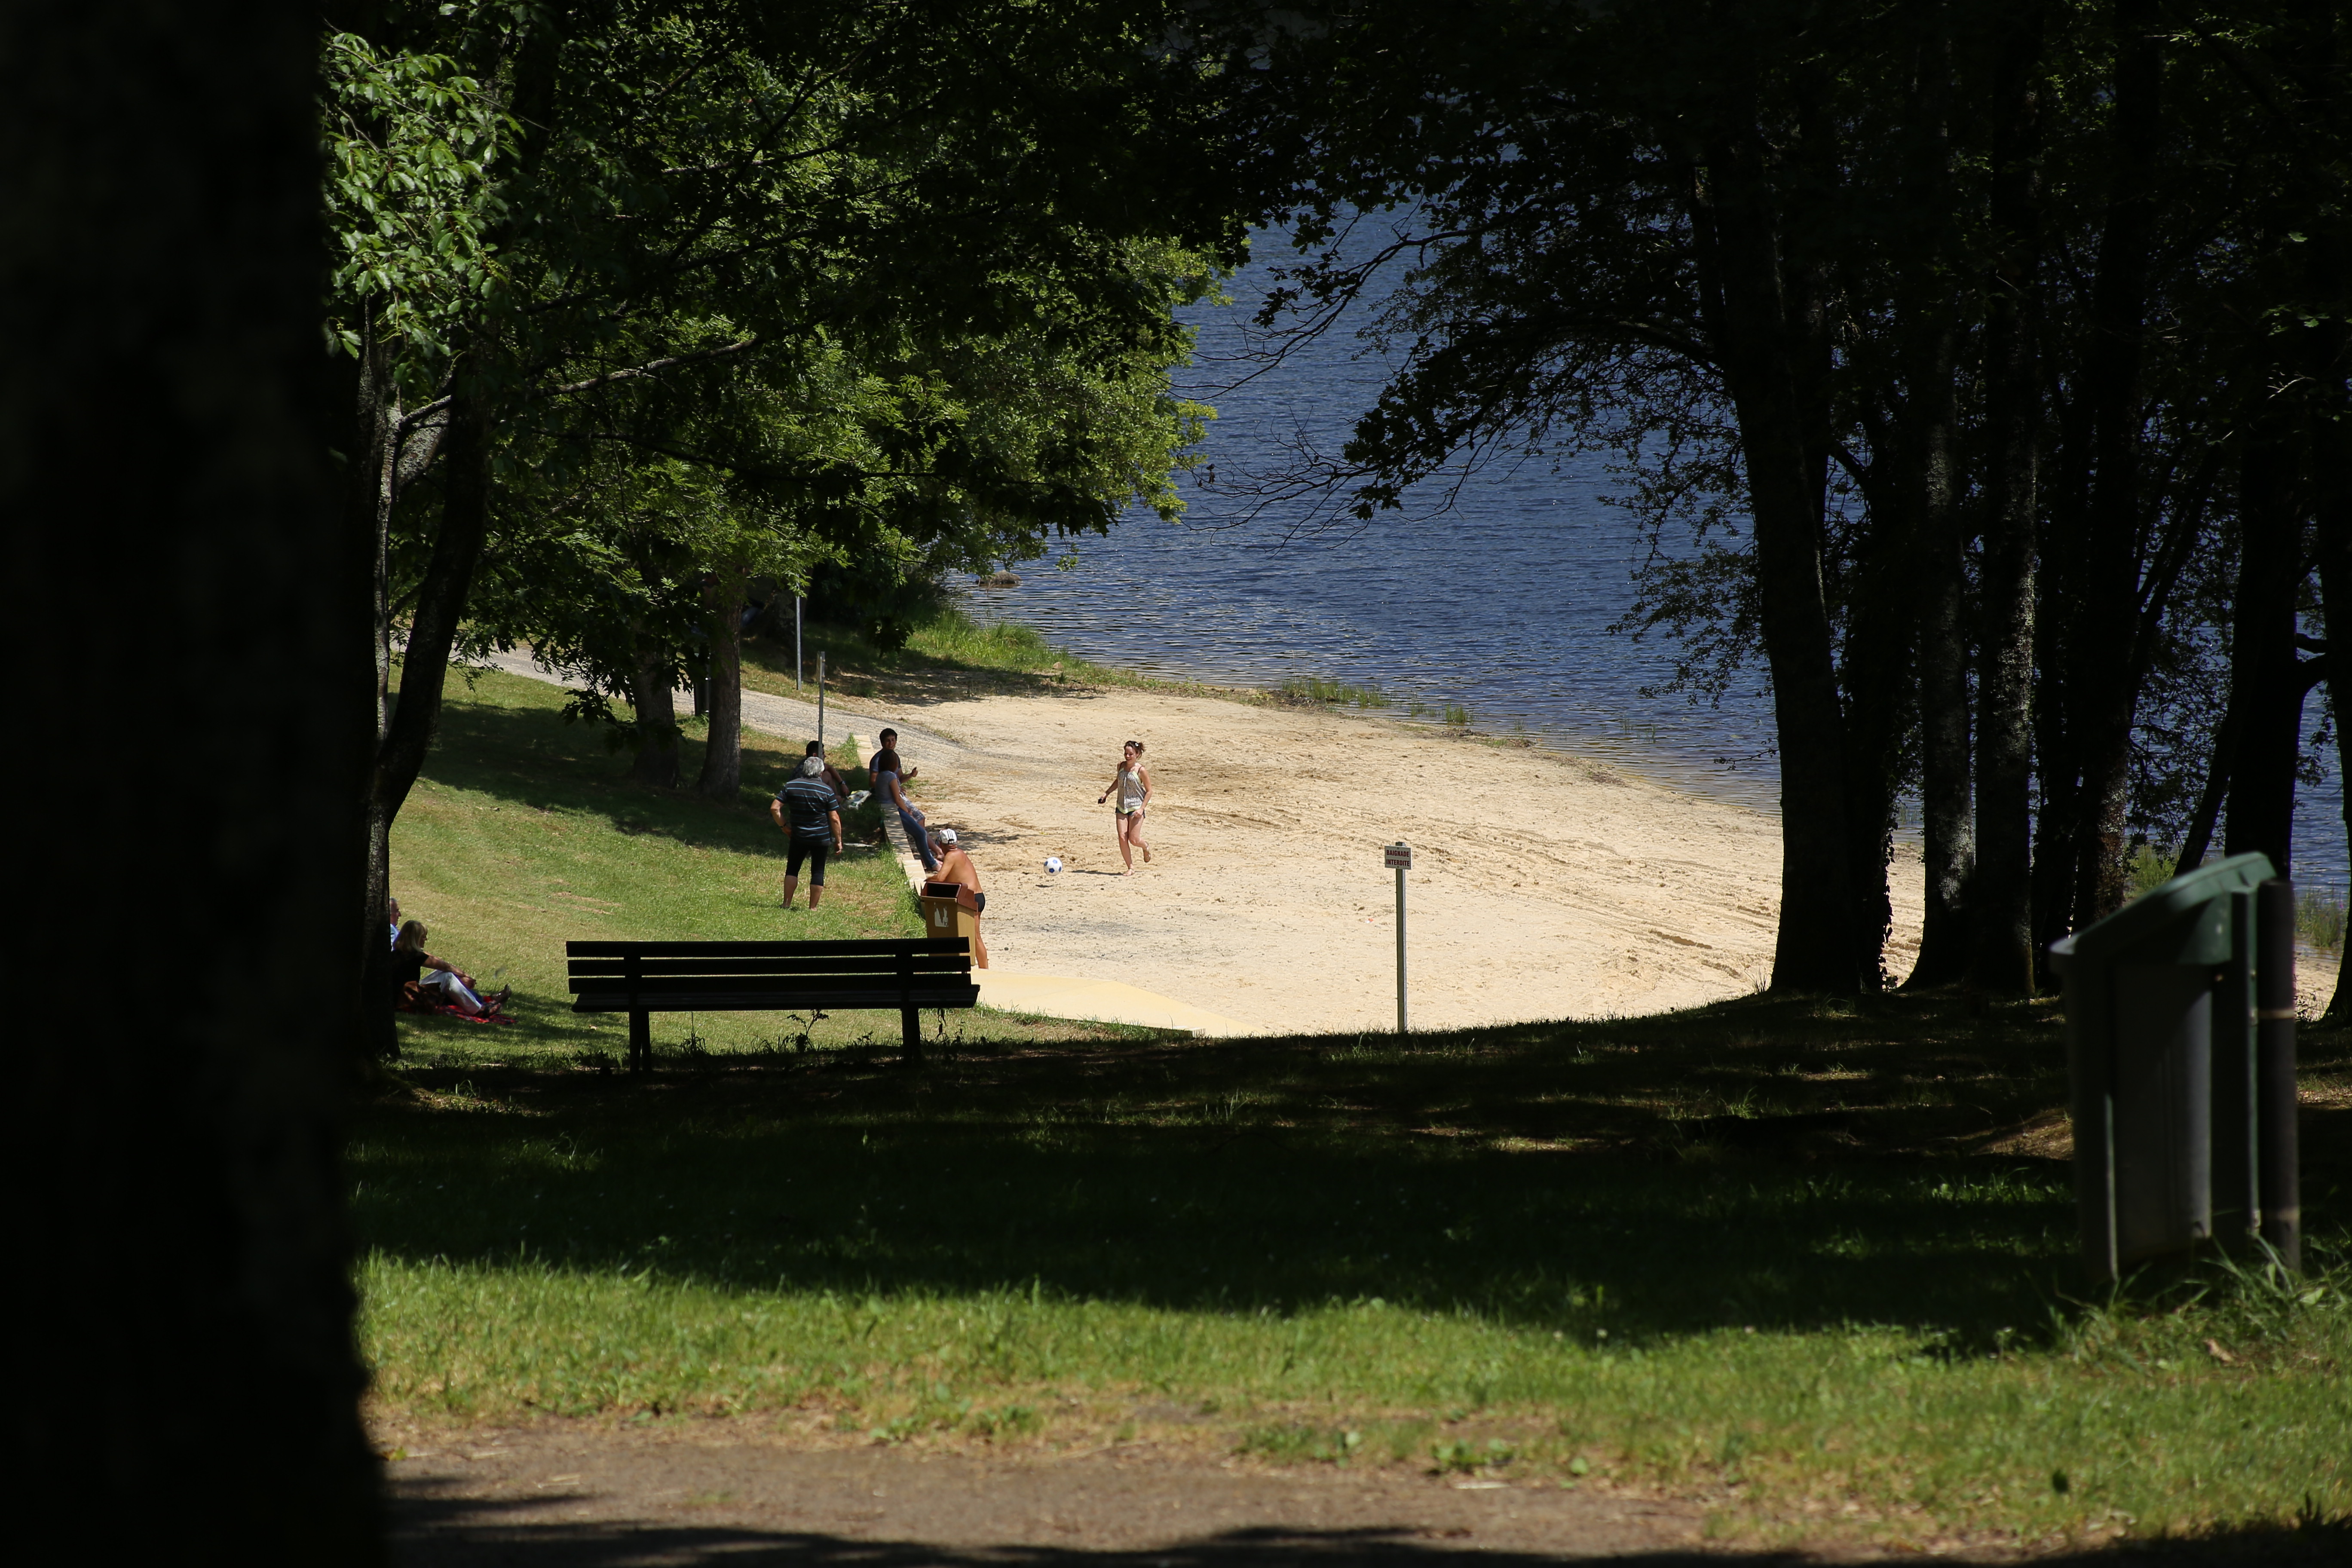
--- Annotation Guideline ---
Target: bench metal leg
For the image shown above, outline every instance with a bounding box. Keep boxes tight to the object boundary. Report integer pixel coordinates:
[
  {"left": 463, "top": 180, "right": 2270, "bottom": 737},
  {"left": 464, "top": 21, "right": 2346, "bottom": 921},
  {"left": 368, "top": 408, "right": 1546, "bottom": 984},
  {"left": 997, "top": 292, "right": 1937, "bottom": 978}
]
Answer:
[{"left": 629, "top": 1008, "right": 650, "bottom": 1073}]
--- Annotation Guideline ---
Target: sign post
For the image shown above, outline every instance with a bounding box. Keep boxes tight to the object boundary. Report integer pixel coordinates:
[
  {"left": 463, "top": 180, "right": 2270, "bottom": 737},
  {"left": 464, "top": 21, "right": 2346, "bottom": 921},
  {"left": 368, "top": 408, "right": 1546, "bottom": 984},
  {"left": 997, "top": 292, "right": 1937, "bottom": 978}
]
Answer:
[
  {"left": 816, "top": 650, "right": 827, "bottom": 750},
  {"left": 1384, "top": 841, "right": 1412, "bottom": 1034},
  {"left": 794, "top": 595, "right": 804, "bottom": 691}
]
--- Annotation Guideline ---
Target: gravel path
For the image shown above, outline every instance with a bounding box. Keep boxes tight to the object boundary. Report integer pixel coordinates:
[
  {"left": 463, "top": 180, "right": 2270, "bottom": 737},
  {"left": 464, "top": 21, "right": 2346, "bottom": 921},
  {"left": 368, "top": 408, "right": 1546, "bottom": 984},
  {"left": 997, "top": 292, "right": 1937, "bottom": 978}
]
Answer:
[{"left": 386, "top": 1421, "right": 1719, "bottom": 1566}]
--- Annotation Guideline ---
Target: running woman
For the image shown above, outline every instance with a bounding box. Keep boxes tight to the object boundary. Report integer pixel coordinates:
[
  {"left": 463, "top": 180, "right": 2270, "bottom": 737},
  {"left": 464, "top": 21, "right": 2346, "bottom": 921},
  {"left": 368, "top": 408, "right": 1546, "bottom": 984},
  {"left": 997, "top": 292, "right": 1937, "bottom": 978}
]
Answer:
[{"left": 1095, "top": 739, "right": 1152, "bottom": 873}]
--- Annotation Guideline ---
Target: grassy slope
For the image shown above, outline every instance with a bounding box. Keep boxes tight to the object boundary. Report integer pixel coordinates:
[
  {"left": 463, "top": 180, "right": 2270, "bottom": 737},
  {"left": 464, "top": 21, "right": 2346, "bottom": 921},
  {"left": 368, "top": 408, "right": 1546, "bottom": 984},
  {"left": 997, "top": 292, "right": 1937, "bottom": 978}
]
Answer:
[
  {"left": 387, "top": 667, "right": 1139, "bottom": 1068},
  {"left": 355, "top": 970, "right": 2352, "bottom": 1544}
]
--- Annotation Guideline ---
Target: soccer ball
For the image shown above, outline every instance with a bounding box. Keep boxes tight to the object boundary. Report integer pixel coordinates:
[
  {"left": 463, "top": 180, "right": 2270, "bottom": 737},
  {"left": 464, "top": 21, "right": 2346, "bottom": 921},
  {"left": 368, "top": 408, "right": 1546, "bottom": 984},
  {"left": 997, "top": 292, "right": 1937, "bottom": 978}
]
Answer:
[{"left": 1044, "top": 856, "right": 1063, "bottom": 873}]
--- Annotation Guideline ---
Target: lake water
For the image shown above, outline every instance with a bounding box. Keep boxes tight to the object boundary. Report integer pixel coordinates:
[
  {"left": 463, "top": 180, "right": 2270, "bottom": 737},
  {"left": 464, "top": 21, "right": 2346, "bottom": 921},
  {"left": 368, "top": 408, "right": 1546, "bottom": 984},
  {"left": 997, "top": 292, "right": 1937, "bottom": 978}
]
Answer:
[{"left": 961, "top": 233, "right": 2349, "bottom": 893}]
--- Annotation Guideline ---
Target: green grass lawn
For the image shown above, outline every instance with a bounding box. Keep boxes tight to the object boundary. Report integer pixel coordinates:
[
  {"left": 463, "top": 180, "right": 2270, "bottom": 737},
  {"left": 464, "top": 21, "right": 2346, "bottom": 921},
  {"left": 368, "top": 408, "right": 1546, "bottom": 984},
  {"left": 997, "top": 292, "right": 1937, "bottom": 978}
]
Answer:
[
  {"left": 364, "top": 664, "right": 2351, "bottom": 1550},
  {"left": 386, "top": 666, "right": 1148, "bottom": 1068}
]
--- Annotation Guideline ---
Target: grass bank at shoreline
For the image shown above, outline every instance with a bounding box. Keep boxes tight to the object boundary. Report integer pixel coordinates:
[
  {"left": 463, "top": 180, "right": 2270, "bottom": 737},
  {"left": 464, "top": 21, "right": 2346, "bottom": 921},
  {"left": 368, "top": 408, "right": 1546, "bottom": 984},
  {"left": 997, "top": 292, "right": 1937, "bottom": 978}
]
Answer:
[{"left": 740, "top": 604, "right": 1517, "bottom": 736}]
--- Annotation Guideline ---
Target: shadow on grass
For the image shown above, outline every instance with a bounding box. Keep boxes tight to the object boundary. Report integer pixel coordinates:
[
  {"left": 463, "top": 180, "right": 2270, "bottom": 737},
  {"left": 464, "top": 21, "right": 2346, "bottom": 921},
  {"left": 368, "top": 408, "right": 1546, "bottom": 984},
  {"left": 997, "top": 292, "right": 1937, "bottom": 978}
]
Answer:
[
  {"left": 349, "top": 992, "right": 2352, "bottom": 1345},
  {"left": 415, "top": 678, "right": 880, "bottom": 859},
  {"left": 389, "top": 1496, "right": 2352, "bottom": 1567}
]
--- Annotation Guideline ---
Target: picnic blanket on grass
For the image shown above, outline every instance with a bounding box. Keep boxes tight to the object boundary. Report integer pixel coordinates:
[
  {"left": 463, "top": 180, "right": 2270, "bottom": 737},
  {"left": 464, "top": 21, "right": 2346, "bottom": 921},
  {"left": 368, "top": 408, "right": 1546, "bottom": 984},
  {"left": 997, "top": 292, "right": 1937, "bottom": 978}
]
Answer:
[{"left": 396, "top": 983, "right": 517, "bottom": 1025}]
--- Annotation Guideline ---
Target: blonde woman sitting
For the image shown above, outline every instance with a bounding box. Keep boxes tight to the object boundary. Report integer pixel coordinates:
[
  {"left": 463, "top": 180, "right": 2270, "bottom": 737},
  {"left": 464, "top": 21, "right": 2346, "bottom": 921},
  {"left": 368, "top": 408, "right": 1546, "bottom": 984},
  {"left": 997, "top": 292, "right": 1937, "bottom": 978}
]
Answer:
[{"left": 391, "top": 920, "right": 509, "bottom": 1016}]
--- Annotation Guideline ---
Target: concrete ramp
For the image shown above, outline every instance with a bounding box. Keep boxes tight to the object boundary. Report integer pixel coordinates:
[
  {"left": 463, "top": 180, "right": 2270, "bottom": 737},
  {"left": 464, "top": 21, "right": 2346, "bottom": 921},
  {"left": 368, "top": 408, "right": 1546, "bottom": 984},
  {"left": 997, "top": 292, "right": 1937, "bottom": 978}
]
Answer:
[{"left": 974, "top": 971, "right": 1254, "bottom": 1038}]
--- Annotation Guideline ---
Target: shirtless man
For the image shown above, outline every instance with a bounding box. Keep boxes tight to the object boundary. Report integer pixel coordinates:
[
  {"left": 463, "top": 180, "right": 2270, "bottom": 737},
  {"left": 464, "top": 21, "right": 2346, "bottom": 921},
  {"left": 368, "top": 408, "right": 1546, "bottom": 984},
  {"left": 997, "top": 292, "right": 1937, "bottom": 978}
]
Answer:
[{"left": 927, "top": 827, "right": 988, "bottom": 969}]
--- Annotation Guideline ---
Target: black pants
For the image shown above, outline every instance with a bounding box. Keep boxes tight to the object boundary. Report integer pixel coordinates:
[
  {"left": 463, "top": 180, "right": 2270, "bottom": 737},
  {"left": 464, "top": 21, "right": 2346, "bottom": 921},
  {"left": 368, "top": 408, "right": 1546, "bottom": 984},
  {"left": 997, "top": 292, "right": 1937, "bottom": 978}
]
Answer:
[{"left": 786, "top": 836, "right": 829, "bottom": 885}]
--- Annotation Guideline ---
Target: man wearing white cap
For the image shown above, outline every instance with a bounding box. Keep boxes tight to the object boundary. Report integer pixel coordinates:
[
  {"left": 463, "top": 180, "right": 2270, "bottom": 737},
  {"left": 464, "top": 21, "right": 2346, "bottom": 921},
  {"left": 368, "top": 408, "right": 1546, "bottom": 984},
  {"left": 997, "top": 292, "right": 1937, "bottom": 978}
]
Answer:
[{"left": 927, "top": 827, "right": 988, "bottom": 969}]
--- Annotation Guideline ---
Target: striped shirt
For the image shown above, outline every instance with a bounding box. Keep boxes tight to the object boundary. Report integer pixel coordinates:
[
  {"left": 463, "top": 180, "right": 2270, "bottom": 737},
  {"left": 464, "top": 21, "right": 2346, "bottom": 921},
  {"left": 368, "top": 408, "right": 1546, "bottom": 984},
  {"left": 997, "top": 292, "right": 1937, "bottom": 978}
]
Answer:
[{"left": 777, "top": 774, "right": 841, "bottom": 839}]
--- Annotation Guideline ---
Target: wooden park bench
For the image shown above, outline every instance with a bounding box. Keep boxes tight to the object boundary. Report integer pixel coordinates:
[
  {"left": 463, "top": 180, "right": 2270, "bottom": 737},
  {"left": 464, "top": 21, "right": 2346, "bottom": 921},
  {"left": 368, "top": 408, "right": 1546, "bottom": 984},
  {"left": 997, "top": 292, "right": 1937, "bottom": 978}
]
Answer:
[{"left": 567, "top": 937, "right": 978, "bottom": 1071}]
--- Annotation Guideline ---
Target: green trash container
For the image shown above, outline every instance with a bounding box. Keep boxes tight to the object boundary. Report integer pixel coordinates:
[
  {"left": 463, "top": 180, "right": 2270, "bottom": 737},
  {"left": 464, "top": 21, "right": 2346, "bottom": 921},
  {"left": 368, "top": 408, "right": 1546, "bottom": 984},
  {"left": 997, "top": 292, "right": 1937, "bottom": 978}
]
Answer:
[{"left": 2049, "top": 851, "right": 2299, "bottom": 1281}]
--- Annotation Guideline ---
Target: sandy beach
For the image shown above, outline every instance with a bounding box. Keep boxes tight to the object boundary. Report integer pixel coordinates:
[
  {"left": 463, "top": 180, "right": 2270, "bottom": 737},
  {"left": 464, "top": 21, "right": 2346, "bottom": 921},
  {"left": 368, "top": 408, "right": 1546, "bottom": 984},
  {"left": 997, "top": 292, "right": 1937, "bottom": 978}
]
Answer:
[
  {"left": 484, "top": 648, "right": 1923, "bottom": 1032},
  {"left": 857, "top": 687, "right": 1923, "bottom": 1035},
  {"left": 481, "top": 649, "right": 2352, "bottom": 1031}
]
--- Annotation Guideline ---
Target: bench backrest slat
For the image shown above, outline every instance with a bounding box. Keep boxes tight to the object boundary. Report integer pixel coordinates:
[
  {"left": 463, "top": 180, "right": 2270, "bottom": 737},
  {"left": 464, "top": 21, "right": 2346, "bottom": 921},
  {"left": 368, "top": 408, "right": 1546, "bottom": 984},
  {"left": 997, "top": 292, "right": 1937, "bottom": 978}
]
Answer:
[
  {"left": 570, "top": 955, "right": 971, "bottom": 979},
  {"left": 572, "top": 975, "right": 973, "bottom": 996},
  {"left": 567, "top": 937, "right": 967, "bottom": 959}
]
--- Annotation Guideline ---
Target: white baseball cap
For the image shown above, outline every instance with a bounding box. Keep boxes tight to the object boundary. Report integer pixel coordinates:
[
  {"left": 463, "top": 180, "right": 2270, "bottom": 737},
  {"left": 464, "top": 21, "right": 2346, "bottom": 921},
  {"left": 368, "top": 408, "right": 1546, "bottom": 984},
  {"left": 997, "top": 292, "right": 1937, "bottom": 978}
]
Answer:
[{"left": 932, "top": 827, "right": 959, "bottom": 845}]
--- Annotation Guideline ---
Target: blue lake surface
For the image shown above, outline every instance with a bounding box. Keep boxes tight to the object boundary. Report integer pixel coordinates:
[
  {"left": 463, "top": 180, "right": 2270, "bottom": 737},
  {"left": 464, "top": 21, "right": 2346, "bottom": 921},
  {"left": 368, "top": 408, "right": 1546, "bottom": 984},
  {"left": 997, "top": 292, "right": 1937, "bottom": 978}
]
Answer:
[{"left": 960, "top": 233, "right": 2348, "bottom": 894}]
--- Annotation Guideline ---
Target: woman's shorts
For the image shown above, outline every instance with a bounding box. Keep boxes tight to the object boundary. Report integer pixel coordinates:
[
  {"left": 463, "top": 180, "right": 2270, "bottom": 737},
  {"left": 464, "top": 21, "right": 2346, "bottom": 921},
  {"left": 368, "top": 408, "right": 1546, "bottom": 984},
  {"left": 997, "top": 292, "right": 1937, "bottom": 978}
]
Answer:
[{"left": 787, "top": 836, "right": 829, "bottom": 884}]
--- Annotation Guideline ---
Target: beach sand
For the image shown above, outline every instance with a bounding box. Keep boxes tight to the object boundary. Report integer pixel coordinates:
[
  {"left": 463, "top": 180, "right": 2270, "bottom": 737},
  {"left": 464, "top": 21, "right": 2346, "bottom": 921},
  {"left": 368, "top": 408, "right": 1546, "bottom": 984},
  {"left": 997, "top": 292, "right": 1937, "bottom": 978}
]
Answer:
[
  {"left": 486, "top": 649, "right": 2352, "bottom": 1033},
  {"left": 480, "top": 646, "right": 1922, "bottom": 1033},
  {"left": 829, "top": 683, "right": 1924, "bottom": 1036}
]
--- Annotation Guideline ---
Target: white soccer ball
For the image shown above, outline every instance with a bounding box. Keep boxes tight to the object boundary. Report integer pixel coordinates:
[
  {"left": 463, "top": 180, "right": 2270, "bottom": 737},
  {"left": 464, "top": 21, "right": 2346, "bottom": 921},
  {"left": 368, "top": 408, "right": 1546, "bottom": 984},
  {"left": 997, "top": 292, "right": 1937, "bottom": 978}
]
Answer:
[{"left": 1044, "top": 856, "right": 1063, "bottom": 873}]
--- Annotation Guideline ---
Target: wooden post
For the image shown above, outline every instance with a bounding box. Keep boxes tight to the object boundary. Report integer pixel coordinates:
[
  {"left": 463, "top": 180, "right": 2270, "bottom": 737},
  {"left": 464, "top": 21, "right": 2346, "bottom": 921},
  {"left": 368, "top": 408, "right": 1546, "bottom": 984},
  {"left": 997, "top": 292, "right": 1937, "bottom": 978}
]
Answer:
[
  {"left": 1384, "top": 841, "right": 1412, "bottom": 1035},
  {"left": 625, "top": 948, "right": 648, "bottom": 1073},
  {"left": 2256, "top": 878, "right": 2302, "bottom": 1270},
  {"left": 898, "top": 947, "right": 922, "bottom": 1061}
]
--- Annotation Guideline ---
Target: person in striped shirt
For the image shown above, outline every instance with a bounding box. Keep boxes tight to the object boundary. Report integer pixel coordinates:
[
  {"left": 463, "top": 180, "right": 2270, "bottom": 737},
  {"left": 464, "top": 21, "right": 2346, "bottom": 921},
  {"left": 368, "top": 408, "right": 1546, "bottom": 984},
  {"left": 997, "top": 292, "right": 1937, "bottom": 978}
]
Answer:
[{"left": 770, "top": 755, "right": 843, "bottom": 908}]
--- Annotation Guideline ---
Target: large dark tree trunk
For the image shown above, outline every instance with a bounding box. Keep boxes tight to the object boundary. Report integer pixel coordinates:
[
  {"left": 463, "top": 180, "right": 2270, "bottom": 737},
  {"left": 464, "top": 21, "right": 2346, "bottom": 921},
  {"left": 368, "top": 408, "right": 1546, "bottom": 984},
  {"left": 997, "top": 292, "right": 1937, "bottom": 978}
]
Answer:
[
  {"left": 1841, "top": 518, "right": 1916, "bottom": 992},
  {"left": 1906, "top": 338, "right": 1973, "bottom": 987},
  {"left": 698, "top": 583, "right": 746, "bottom": 800},
  {"left": 1681, "top": 98, "right": 1857, "bottom": 993},
  {"left": 1893, "top": 3, "right": 1972, "bottom": 990},
  {"left": 2060, "top": 0, "right": 2163, "bottom": 934},
  {"left": 2223, "top": 408, "right": 2309, "bottom": 875},
  {"left": 6, "top": 0, "right": 380, "bottom": 1556},
  {"left": 1972, "top": 0, "right": 2049, "bottom": 993}
]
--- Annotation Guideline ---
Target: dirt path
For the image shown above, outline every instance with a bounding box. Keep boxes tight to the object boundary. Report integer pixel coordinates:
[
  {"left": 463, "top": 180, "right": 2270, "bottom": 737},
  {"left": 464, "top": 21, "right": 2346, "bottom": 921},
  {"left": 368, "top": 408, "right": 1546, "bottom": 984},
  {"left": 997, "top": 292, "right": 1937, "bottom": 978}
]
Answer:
[{"left": 386, "top": 1421, "right": 1724, "bottom": 1566}]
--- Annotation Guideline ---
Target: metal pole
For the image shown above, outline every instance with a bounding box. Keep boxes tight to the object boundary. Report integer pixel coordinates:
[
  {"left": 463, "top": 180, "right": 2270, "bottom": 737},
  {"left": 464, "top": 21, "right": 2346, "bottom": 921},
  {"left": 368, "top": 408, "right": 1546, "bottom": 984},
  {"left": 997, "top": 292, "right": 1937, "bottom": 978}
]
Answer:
[
  {"left": 2256, "top": 877, "right": 2302, "bottom": 1271},
  {"left": 817, "top": 650, "right": 826, "bottom": 752},
  {"left": 1394, "top": 845, "right": 1408, "bottom": 1035},
  {"left": 794, "top": 596, "right": 803, "bottom": 691}
]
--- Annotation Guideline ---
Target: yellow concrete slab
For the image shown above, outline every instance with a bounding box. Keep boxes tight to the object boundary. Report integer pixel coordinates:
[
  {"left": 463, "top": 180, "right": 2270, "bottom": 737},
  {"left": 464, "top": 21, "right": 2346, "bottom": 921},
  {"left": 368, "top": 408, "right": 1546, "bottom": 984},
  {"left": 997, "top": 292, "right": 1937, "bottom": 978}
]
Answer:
[{"left": 974, "top": 971, "right": 1255, "bottom": 1038}]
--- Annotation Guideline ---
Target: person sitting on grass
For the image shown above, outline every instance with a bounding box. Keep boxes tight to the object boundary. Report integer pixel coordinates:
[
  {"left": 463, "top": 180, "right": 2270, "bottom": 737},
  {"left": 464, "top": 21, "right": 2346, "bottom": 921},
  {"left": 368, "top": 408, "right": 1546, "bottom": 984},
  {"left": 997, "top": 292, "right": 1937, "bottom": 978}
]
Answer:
[
  {"left": 927, "top": 826, "right": 989, "bottom": 969},
  {"left": 772, "top": 754, "right": 843, "bottom": 909},
  {"left": 391, "top": 920, "right": 509, "bottom": 1015}
]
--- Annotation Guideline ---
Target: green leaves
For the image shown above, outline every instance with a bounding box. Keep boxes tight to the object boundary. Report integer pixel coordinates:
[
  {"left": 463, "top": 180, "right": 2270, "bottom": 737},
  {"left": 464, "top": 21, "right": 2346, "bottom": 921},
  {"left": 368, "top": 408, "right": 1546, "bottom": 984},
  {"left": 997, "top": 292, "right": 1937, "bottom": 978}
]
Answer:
[{"left": 322, "top": 32, "right": 516, "bottom": 389}]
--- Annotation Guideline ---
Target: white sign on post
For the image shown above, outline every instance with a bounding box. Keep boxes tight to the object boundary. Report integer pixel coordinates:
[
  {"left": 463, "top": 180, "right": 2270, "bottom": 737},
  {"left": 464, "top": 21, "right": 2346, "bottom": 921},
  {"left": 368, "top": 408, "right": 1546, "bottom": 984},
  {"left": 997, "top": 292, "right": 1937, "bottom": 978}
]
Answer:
[{"left": 1386, "top": 841, "right": 1410, "bottom": 1033}]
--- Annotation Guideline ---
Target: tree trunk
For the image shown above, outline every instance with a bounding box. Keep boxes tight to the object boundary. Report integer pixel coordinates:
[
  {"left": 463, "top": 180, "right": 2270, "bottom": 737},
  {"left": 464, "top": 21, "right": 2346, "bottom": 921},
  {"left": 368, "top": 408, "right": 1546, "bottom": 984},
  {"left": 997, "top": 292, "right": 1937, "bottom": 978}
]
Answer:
[
  {"left": 1679, "top": 102, "right": 1856, "bottom": 993},
  {"left": 1886, "top": 5, "right": 1972, "bottom": 990},
  {"left": 344, "top": 308, "right": 402, "bottom": 1061},
  {"left": 2061, "top": 0, "right": 2163, "bottom": 935},
  {"left": 8, "top": 0, "right": 380, "bottom": 1554},
  {"left": 698, "top": 585, "right": 745, "bottom": 800},
  {"left": 2222, "top": 405, "right": 2308, "bottom": 875},
  {"left": 1972, "top": 0, "right": 2049, "bottom": 993},
  {"left": 1841, "top": 515, "right": 1915, "bottom": 992},
  {"left": 1905, "top": 325, "right": 1972, "bottom": 986},
  {"left": 629, "top": 646, "right": 683, "bottom": 787},
  {"left": 355, "top": 2, "right": 568, "bottom": 1062}
]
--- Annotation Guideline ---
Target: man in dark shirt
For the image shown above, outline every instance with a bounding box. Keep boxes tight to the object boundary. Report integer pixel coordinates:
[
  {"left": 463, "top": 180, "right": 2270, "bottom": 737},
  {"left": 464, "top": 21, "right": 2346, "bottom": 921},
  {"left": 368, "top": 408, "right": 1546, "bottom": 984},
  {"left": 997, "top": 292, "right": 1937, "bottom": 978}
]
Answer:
[
  {"left": 869, "top": 725, "right": 937, "bottom": 873},
  {"left": 770, "top": 756, "right": 843, "bottom": 908}
]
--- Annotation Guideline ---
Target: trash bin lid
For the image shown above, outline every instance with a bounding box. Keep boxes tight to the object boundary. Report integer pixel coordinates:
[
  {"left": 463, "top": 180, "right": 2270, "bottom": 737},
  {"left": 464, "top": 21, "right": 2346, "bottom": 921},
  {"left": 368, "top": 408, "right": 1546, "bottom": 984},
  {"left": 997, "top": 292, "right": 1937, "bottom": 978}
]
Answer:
[{"left": 2048, "top": 851, "right": 2275, "bottom": 974}]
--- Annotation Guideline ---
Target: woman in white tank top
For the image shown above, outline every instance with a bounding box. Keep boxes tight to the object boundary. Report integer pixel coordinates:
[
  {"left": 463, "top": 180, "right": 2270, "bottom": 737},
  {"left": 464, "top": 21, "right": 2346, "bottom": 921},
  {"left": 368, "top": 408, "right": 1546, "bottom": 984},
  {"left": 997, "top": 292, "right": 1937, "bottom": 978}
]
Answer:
[{"left": 1095, "top": 739, "right": 1153, "bottom": 873}]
